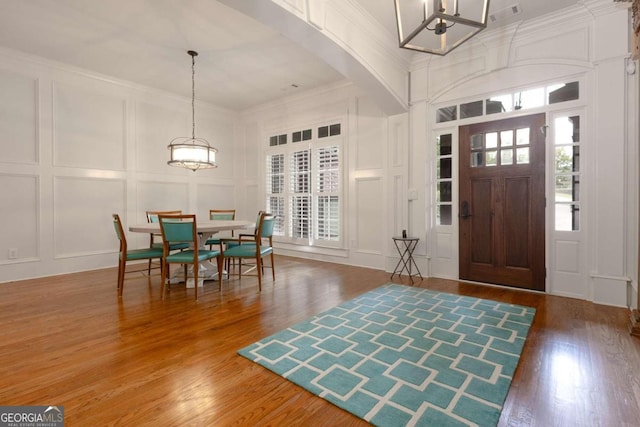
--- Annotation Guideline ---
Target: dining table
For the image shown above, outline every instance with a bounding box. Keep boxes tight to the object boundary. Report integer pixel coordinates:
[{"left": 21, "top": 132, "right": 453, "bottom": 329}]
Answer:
[{"left": 129, "top": 219, "right": 254, "bottom": 287}]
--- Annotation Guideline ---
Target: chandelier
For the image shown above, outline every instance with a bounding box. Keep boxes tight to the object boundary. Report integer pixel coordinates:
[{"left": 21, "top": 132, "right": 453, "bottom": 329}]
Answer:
[
  {"left": 394, "top": 0, "right": 490, "bottom": 56},
  {"left": 168, "top": 50, "right": 217, "bottom": 171}
]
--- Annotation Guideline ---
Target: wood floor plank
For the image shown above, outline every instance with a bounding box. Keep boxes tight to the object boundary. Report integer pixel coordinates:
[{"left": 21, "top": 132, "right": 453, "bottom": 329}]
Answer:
[{"left": 1, "top": 256, "right": 639, "bottom": 426}]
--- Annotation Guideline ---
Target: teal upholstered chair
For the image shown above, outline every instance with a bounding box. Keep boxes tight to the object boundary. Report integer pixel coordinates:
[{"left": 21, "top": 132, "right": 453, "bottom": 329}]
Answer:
[
  {"left": 112, "top": 213, "right": 164, "bottom": 297},
  {"left": 146, "top": 210, "right": 189, "bottom": 274},
  {"left": 158, "top": 214, "right": 222, "bottom": 300},
  {"left": 225, "top": 210, "right": 264, "bottom": 250},
  {"left": 221, "top": 211, "right": 275, "bottom": 291},
  {"left": 205, "top": 209, "right": 236, "bottom": 249},
  {"left": 223, "top": 210, "right": 262, "bottom": 272}
]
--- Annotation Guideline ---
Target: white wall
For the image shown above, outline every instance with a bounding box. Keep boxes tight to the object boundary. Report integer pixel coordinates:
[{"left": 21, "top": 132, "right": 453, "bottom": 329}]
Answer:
[
  {"left": 219, "top": 0, "right": 411, "bottom": 115},
  {"left": 239, "top": 82, "right": 408, "bottom": 272},
  {"left": 409, "top": 1, "right": 638, "bottom": 307},
  {"left": 0, "top": 47, "right": 240, "bottom": 283},
  {"left": 1, "top": 1, "right": 637, "bottom": 311}
]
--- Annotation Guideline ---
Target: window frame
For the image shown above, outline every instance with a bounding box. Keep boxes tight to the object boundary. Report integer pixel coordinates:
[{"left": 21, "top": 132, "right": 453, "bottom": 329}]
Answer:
[
  {"left": 550, "top": 109, "right": 583, "bottom": 232},
  {"left": 264, "top": 122, "right": 344, "bottom": 249}
]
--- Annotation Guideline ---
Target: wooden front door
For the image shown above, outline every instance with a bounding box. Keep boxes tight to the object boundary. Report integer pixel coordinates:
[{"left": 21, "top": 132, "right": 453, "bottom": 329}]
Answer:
[{"left": 459, "top": 114, "right": 546, "bottom": 291}]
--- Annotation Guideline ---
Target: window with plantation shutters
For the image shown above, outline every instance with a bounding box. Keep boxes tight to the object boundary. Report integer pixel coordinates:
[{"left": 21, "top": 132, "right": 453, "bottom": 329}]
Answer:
[
  {"left": 266, "top": 153, "right": 285, "bottom": 235},
  {"left": 316, "top": 146, "right": 339, "bottom": 241},
  {"left": 265, "top": 123, "right": 343, "bottom": 248},
  {"left": 290, "top": 149, "right": 311, "bottom": 239}
]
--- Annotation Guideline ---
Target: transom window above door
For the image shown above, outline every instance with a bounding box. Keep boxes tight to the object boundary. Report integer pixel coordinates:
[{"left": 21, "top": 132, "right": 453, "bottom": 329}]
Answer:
[
  {"left": 470, "top": 127, "right": 530, "bottom": 167},
  {"left": 436, "top": 80, "right": 579, "bottom": 123}
]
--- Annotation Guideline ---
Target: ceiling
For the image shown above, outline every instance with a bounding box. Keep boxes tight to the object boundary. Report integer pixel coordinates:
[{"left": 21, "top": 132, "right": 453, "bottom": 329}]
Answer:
[{"left": 0, "top": 0, "right": 581, "bottom": 111}]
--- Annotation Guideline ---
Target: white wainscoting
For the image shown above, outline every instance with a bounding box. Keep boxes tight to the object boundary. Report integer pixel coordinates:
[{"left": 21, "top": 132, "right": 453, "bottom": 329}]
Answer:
[
  {"left": 53, "top": 82, "right": 126, "bottom": 170},
  {"left": 135, "top": 101, "right": 189, "bottom": 175},
  {"left": 53, "top": 176, "right": 126, "bottom": 258},
  {"left": 0, "top": 69, "right": 38, "bottom": 164},
  {"left": 0, "top": 47, "right": 240, "bottom": 283},
  {"left": 196, "top": 183, "right": 236, "bottom": 219},
  {"left": 0, "top": 174, "right": 39, "bottom": 262},
  {"left": 354, "top": 176, "right": 384, "bottom": 255}
]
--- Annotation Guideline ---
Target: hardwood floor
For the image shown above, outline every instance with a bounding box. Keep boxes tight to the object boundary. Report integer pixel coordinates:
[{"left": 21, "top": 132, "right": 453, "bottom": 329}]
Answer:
[{"left": 1, "top": 256, "right": 639, "bottom": 426}]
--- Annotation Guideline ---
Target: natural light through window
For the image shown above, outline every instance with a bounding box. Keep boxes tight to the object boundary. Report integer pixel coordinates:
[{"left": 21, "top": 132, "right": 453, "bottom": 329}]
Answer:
[
  {"left": 439, "top": 81, "right": 580, "bottom": 123},
  {"left": 265, "top": 123, "right": 343, "bottom": 248},
  {"left": 554, "top": 114, "right": 581, "bottom": 231}
]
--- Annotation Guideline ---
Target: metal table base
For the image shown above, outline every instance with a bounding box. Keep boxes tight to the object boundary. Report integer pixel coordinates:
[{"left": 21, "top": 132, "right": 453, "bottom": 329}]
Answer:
[{"left": 391, "top": 237, "right": 423, "bottom": 284}]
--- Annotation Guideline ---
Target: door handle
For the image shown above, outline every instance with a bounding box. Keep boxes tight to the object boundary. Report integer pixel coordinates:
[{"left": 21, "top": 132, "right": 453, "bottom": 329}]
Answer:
[{"left": 460, "top": 201, "right": 473, "bottom": 219}]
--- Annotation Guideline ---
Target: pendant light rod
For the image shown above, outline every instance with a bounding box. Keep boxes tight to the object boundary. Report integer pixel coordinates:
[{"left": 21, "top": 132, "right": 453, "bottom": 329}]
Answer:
[{"left": 188, "top": 50, "right": 197, "bottom": 140}]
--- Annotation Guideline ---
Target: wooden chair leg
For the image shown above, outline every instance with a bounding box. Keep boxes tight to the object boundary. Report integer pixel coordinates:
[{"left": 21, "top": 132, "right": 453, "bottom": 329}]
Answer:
[
  {"left": 117, "top": 257, "right": 126, "bottom": 297},
  {"left": 165, "top": 263, "right": 170, "bottom": 292},
  {"left": 256, "top": 256, "right": 262, "bottom": 292},
  {"left": 160, "top": 260, "right": 167, "bottom": 301},
  {"left": 270, "top": 252, "right": 275, "bottom": 280},
  {"left": 218, "top": 256, "right": 223, "bottom": 291},
  {"left": 193, "top": 262, "right": 198, "bottom": 301}
]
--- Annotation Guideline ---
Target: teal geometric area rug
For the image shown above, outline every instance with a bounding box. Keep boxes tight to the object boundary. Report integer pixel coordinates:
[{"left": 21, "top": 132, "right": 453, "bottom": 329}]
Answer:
[{"left": 238, "top": 283, "right": 535, "bottom": 427}]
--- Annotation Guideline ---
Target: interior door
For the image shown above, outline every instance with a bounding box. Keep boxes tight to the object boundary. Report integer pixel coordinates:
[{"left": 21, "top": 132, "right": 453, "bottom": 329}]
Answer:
[{"left": 459, "top": 114, "right": 546, "bottom": 291}]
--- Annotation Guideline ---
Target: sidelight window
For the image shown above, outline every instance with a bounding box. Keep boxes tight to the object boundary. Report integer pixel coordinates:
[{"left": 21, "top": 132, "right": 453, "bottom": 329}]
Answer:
[
  {"left": 436, "top": 133, "right": 453, "bottom": 225},
  {"left": 554, "top": 115, "right": 581, "bottom": 231}
]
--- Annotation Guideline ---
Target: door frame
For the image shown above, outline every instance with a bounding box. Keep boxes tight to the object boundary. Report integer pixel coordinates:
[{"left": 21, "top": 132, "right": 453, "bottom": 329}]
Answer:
[
  {"left": 458, "top": 113, "right": 546, "bottom": 291},
  {"left": 428, "top": 74, "right": 592, "bottom": 301}
]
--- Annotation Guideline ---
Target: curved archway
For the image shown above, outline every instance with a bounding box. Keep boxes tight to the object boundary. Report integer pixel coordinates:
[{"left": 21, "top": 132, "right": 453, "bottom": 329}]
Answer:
[{"left": 218, "top": 0, "right": 409, "bottom": 115}]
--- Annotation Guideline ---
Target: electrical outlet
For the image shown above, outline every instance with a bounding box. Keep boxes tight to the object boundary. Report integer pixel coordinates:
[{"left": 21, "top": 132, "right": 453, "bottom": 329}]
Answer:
[{"left": 8, "top": 248, "right": 18, "bottom": 259}]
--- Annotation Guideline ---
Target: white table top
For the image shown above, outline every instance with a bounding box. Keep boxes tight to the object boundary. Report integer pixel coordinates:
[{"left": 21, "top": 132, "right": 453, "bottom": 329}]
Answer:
[{"left": 129, "top": 219, "right": 254, "bottom": 234}]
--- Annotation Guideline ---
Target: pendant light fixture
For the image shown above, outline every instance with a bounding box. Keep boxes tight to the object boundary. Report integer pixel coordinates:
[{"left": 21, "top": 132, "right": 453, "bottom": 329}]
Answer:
[
  {"left": 394, "top": 0, "right": 490, "bottom": 56},
  {"left": 168, "top": 50, "right": 217, "bottom": 171}
]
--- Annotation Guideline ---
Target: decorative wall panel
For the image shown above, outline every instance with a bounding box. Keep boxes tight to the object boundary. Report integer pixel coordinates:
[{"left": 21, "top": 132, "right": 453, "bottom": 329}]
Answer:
[
  {"left": 393, "top": 175, "right": 404, "bottom": 238},
  {"left": 355, "top": 177, "right": 384, "bottom": 254},
  {"left": 135, "top": 102, "right": 188, "bottom": 174},
  {"left": 244, "top": 184, "right": 260, "bottom": 221},
  {"left": 390, "top": 117, "right": 404, "bottom": 168},
  {"left": 0, "top": 174, "right": 38, "bottom": 261},
  {"left": 436, "top": 232, "right": 453, "bottom": 260},
  {"left": 428, "top": 56, "right": 486, "bottom": 99},
  {"left": 137, "top": 181, "right": 189, "bottom": 219},
  {"left": 243, "top": 123, "right": 260, "bottom": 181},
  {"left": 53, "top": 176, "right": 125, "bottom": 257},
  {"left": 306, "top": 0, "right": 324, "bottom": 29},
  {"left": 356, "top": 99, "right": 385, "bottom": 170},
  {"left": 514, "top": 28, "right": 590, "bottom": 64},
  {"left": 196, "top": 183, "right": 235, "bottom": 218},
  {"left": 193, "top": 114, "right": 235, "bottom": 180},
  {"left": 555, "top": 240, "right": 580, "bottom": 273},
  {"left": 280, "top": 0, "right": 305, "bottom": 17},
  {"left": 0, "top": 70, "right": 37, "bottom": 164},
  {"left": 53, "top": 83, "right": 125, "bottom": 170}
]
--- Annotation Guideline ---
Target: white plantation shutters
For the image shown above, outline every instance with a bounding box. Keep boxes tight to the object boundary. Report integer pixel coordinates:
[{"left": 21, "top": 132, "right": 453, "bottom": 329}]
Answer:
[
  {"left": 290, "top": 149, "right": 311, "bottom": 239},
  {"left": 265, "top": 122, "right": 342, "bottom": 247},
  {"left": 266, "top": 153, "right": 285, "bottom": 235},
  {"left": 316, "top": 146, "right": 339, "bottom": 241}
]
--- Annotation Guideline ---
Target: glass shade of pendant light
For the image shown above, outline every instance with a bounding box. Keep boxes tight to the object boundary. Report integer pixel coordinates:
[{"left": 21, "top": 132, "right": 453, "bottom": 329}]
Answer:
[
  {"left": 168, "top": 50, "right": 217, "bottom": 171},
  {"left": 394, "top": 0, "right": 490, "bottom": 56}
]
